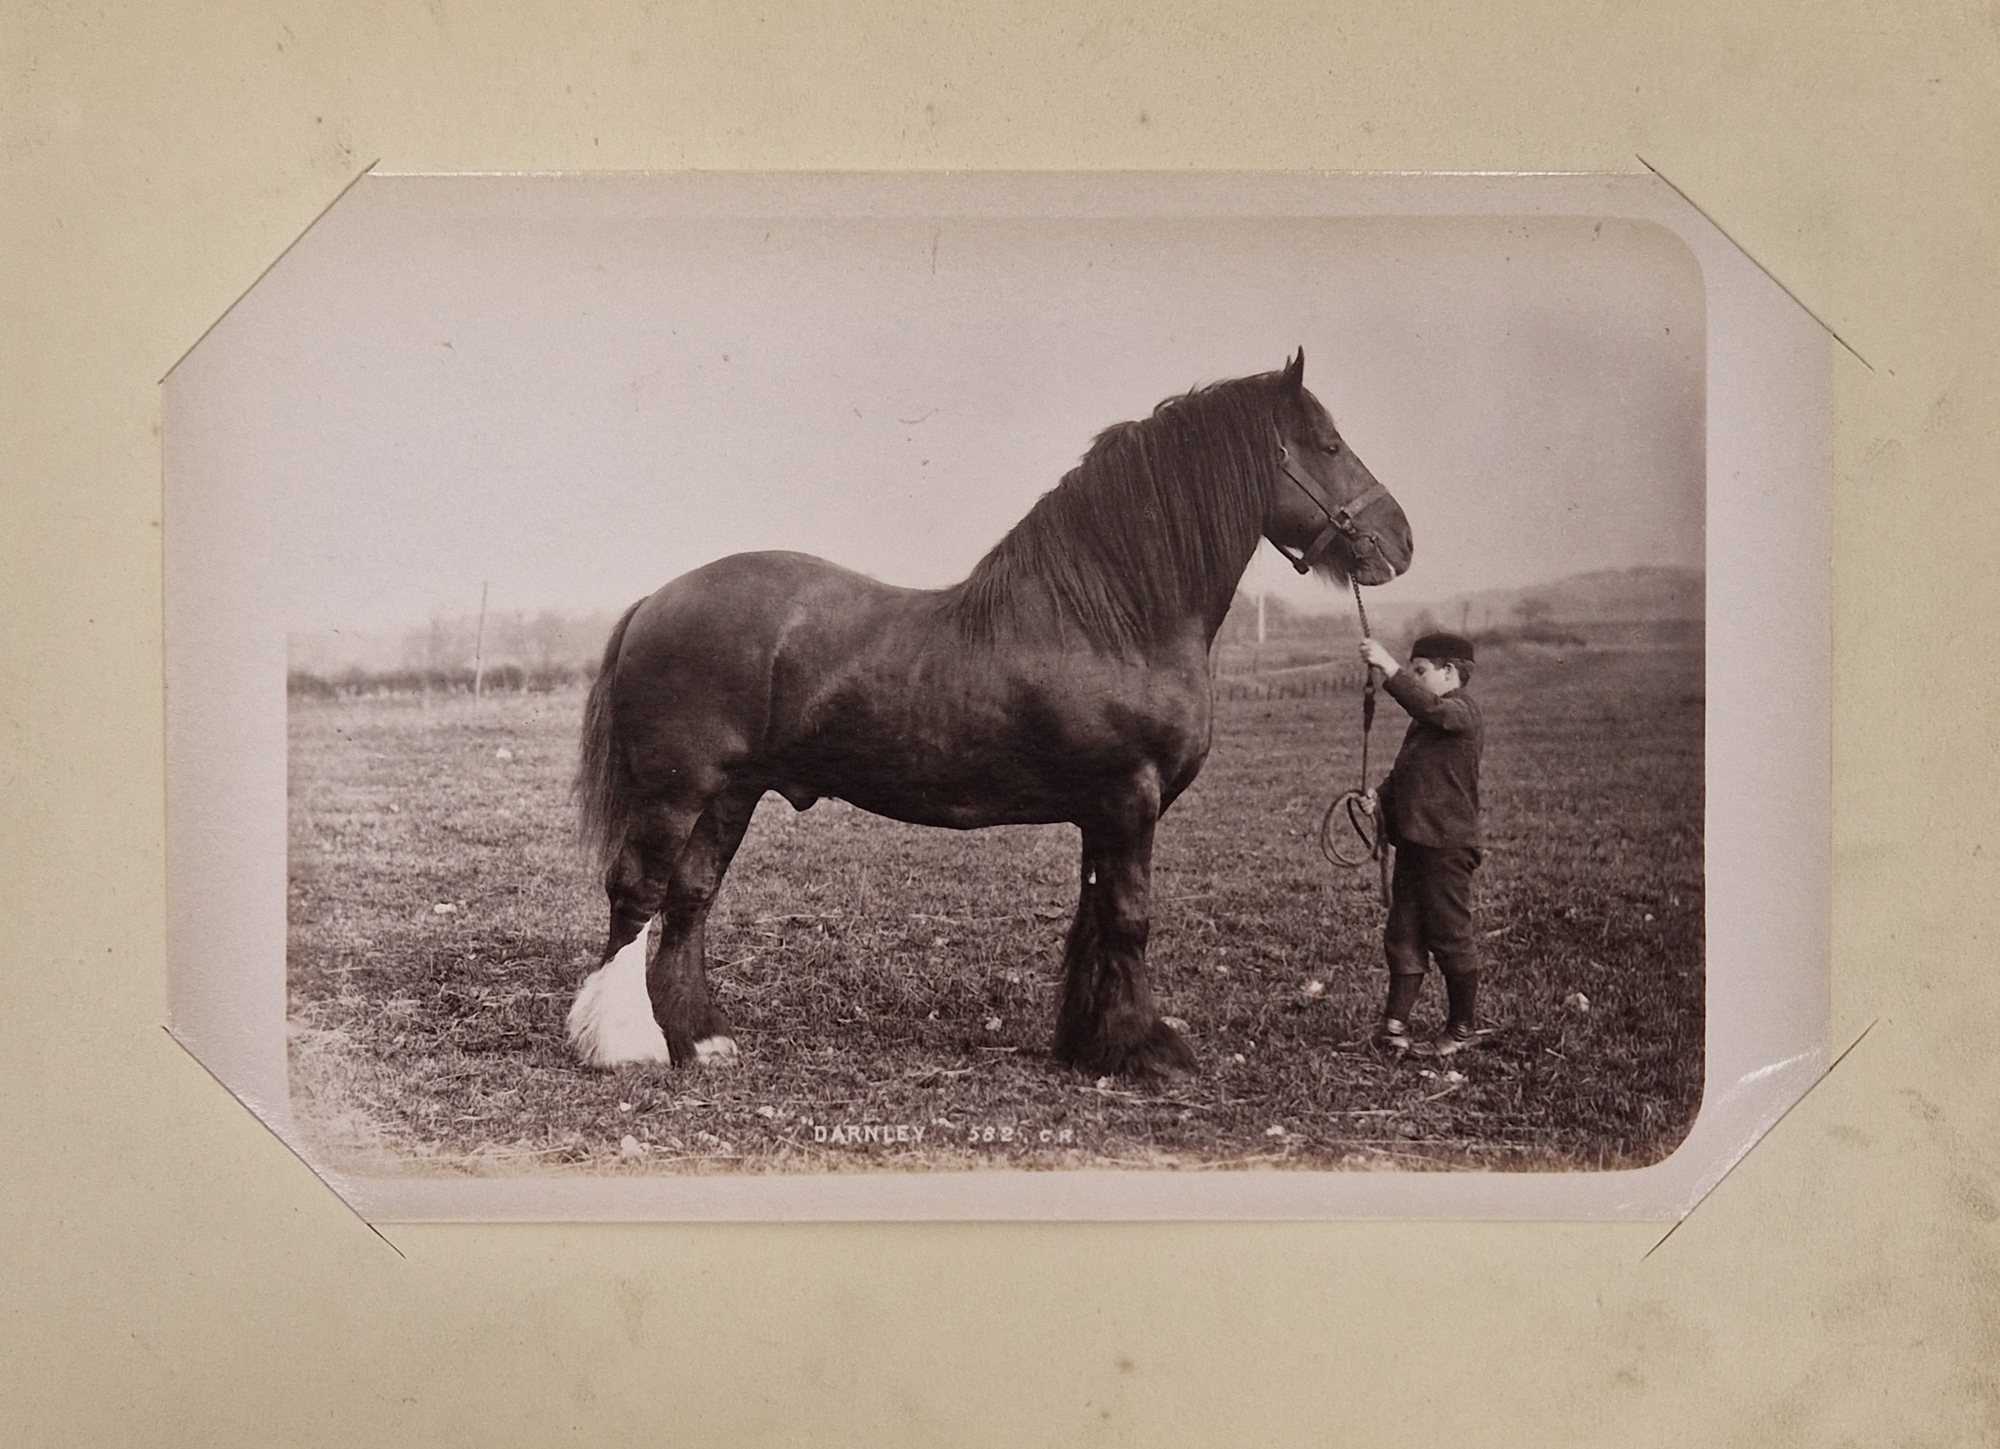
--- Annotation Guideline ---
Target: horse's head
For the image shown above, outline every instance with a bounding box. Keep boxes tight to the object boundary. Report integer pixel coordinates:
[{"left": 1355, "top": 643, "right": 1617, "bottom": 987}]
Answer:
[{"left": 1263, "top": 350, "right": 1412, "bottom": 587}]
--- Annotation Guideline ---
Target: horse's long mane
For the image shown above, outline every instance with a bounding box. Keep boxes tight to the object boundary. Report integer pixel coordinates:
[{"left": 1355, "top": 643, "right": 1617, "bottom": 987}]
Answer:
[{"left": 945, "top": 371, "right": 1283, "bottom": 651}]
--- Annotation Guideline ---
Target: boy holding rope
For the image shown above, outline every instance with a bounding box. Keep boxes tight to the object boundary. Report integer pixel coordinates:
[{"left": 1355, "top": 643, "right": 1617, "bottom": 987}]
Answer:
[{"left": 1358, "top": 632, "right": 1486, "bottom": 1057}]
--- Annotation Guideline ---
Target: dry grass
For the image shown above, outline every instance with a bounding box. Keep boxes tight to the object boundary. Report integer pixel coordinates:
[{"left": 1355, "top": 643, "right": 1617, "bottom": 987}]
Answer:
[{"left": 287, "top": 635, "right": 1703, "bottom": 1176}]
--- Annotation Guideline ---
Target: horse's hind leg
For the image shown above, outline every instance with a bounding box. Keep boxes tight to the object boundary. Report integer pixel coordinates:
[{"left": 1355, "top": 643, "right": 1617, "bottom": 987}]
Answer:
[
  {"left": 647, "top": 784, "right": 760, "bottom": 1065},
  {"left": 569, "top": 783, "right": 762, "bottom": 1068},
  {"left": 567, "top": 800, "right": 701, "bottom": 1068}
]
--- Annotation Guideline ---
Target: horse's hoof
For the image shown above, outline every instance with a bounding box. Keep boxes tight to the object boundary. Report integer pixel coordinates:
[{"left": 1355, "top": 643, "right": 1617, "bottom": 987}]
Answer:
[
  {"left": 569, "top": 1016, "right": 671, "bottom": 1069},
  {"left": 692, "top": 1035, "right": 740, "bottom": 1067},
  {"left": 1131, "top": 1020, "right": 1198, "bottom": 1080},
  {"left": 1060, "top": 1018, "right": 1197, "bottom": 1081},
  {"left": 568, "top": 948, "right": 671, "bottom": 1068}
]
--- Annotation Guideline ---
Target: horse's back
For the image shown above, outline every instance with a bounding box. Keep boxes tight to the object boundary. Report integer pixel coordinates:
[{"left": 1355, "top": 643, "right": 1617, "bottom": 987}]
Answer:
[
  {"left": 604, "top": 548, "right": 1215, "bottom": 827},
  {"left": 608, "top": 551, "right": 912, "bottom": 797},
  {"left": 624, "top": 548, "right": 893, "bottom": 649}
]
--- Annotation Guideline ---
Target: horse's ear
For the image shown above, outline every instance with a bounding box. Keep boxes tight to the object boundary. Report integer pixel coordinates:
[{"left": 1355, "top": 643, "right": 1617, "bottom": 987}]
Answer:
[{"left": 1283, "top": 348, "right": 1305, "bottom": 391}]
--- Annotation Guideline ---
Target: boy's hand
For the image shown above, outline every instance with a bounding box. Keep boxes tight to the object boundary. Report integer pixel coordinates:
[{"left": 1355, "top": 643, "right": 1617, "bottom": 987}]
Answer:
[
  {"left": 1359, "top": 639, "right": 1399, "bottom": 677},
  {"left": 1360, "top": 789, "right": 1377, "bottom": 815}
]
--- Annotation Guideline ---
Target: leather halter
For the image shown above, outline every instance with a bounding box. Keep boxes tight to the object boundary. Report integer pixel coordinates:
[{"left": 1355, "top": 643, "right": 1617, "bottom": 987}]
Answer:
[{"left": 1271, "top": 432, "right": 1390, "bottom": 575}]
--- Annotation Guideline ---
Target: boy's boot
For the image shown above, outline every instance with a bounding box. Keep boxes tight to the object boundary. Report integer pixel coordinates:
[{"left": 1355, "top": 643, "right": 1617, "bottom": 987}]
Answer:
[
  {"left": 1373, "top": 971, "right": 1424, "bottom": 1055},
  {"left": 1426, "top": 956, "right": 1481, "bottom": 1056}
]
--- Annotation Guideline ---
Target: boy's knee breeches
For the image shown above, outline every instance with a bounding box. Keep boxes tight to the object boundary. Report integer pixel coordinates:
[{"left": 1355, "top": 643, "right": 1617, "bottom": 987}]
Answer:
[{"left": 1385, "top": 843, "right": 1481, "bottom": 977}]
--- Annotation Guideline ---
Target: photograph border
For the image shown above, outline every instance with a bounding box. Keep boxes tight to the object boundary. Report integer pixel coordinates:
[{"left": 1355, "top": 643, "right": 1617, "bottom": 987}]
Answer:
[{"left": 164, "top": 169, "right": 1829, "bottom": 1222}]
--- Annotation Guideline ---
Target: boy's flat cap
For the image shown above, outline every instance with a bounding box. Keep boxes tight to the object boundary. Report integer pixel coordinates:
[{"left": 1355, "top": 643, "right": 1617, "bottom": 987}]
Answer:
[{"left": 1410, "top": 631, "right": 1476, "bottom": 663}]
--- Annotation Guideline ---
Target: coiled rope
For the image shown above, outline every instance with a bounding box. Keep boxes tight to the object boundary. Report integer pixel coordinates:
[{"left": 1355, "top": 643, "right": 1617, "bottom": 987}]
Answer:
[{"left": 1317, "top": 578, "right": 1391, "bottom": 902}]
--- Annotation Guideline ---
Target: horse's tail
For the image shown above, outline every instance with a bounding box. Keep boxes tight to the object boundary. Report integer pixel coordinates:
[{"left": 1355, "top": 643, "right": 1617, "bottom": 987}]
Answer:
[{"left": 576, "top": 599, "right": 645, "bottom": 871}]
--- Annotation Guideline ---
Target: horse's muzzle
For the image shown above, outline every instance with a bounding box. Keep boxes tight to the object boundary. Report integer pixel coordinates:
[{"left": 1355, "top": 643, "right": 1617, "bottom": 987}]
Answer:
[{"left": 1353, "top": 538, "right": 1404, "bottom": 585}]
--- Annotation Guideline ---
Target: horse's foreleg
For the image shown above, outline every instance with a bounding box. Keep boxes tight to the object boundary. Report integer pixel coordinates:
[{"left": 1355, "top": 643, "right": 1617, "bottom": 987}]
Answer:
[
  {"left": 1052, "top": 807, "right": 1194, "bottom": 1080},
  {"left": 648, "top": 785, "right": 760, "bottom": 1067}
]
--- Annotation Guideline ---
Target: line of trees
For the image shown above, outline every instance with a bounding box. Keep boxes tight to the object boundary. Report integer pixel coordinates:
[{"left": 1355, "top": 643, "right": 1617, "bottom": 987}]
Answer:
[
  {"left": 398, "top": 608, "right": 619, "bottom": 675},
  {"left": 286, "top": 661, "right": 595, "bottom": 699},
  {"left": 288, "top": 607, "right": 621, "bottom": 699},
  {"left": 289, "top": 584, "right": 1611, "bottom": 703}
]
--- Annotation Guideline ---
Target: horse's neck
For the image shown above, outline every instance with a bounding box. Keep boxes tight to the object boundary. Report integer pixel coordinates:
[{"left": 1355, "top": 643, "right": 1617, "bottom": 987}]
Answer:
[
  {"left": 1096, "top": 498, "right": 1263, "bottom": 655},
  {"left": 1191, "top": 530, "right": 1266, "bottom": 650},
  {"left": 949, "top": 437, "right": 1270, "bottom": 654}
]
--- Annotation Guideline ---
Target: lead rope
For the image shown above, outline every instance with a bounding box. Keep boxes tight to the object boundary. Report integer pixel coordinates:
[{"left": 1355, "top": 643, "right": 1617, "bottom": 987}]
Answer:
[{"left": 1317, "top": 579, "right": 1392, "bottom": 904}]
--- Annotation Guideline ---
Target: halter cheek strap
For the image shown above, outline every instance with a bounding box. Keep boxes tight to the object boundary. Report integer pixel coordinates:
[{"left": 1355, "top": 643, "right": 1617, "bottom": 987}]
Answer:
[
  {"left": 1288, "top": 519, "right": 1345, "bottom": 575},
  {"left": 1272, "top": 435, "right": 1390, "bottom": 575}
]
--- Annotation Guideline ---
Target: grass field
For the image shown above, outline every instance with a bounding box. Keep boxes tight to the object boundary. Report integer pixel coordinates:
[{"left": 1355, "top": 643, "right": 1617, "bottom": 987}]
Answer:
[{"left": 286, "top": 635, "right": 1703, "bottom": 1176}]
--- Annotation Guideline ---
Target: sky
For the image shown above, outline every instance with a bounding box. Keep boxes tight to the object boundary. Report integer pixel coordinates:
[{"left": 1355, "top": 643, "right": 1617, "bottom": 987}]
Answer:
[{"left": 168, "top": 177, "right": 1705, "bottom": 635}]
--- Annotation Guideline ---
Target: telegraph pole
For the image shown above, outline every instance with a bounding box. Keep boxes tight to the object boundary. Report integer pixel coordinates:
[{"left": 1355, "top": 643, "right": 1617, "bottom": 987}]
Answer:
[{"left": 473, "top": 580, "right": 489, "bottom": 696}]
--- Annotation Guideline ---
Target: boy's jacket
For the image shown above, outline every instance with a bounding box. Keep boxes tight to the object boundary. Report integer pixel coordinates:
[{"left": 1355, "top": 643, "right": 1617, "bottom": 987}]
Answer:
[{"left": 1376, "top": 673, "right": 1484, "bottom": 848}]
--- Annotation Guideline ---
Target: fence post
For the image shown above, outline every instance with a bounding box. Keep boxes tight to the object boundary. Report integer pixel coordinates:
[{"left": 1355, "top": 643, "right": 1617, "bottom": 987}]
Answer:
[{"left": 472, "top": 580, "right": 489, "bottom": 696}]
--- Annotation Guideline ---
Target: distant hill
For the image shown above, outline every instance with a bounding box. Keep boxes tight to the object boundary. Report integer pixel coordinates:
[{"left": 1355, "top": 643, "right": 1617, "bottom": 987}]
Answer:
[
  {"left": 1280, "top": 564, "right": 1704, "bottom": 636},
  {"left": 1375, "top": 565, "right": 1704, "bottom": 636},
  {"left": 1220, "top": 565, "right": 1703, "bottom": 651}
]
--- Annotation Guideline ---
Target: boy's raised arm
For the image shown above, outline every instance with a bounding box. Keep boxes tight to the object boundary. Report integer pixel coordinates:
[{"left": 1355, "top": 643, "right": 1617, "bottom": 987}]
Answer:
[
  {"left": 1360, "top": 638, "right": 1401, "bottom": 679},
  {"left": 1382, "top": 670, "right": 1478, "bottom": 731},
  {"left": 1358, "top": 638, "right": 1478, "bottom": 731}
]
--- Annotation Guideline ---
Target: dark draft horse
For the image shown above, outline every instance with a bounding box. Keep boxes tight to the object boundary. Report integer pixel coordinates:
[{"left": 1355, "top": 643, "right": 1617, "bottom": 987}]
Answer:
[{"left": 569, "top": 351, "right": 1412, "bottom": 1078}]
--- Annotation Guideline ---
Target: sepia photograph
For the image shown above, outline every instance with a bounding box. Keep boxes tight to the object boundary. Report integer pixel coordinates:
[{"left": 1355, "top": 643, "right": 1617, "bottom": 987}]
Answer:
[
  {"left": 164, "top": 172, "right": 1823, "bottom": 1219},
  {"left": 26, "top": 0, "right": 1997, "bottom": 1436}
]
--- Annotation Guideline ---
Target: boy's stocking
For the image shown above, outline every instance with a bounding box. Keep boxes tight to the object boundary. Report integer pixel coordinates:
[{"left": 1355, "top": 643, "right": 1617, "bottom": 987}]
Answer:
[
  {"left": 1439, "top": 962, "right": 1479, "bottom": 1033},
  {"left": 1385, "top": 971, "right": 1424, "bottom": 1025}
]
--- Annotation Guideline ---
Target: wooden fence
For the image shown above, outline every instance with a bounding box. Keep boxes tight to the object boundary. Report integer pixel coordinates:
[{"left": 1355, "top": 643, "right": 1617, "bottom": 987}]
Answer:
[{"left": 1211, "top": 658, "right": 1367, "bottom": 702}]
